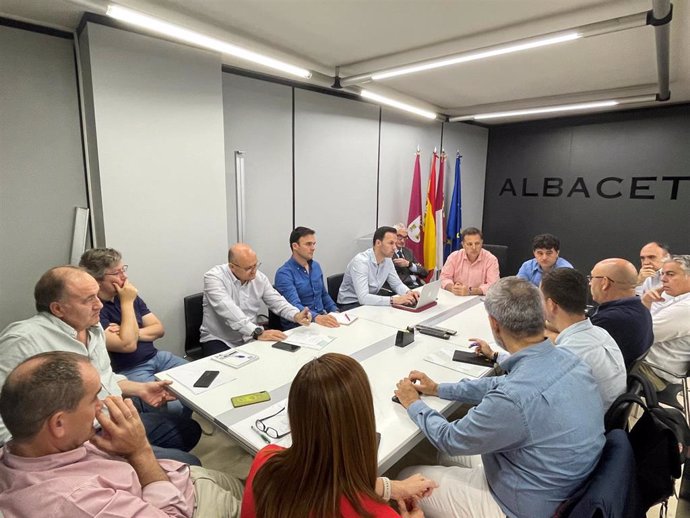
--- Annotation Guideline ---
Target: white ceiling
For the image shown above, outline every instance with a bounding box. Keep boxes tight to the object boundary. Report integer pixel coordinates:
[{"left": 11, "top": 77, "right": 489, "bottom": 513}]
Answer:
[{"left": 1, "top": 0, "right": 688, "bottom": 123}]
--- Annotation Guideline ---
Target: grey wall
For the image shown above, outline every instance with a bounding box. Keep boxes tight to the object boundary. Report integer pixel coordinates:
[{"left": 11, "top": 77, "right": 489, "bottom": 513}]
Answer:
[
  {"left": 0, "top": 25, "right": 88, "bottom": 330},
  {"left": 220, "top": 73, "right": 490, "bottom": 283},
  {"left": 483, "top": 105, "right": 690, "bottom": 275},
  {"left": 222, "top": 74, "right": 293, "bottom": 278},
  {"left": 294, "top": 89, "right": 380, "bottom": 275},
  {"left": 79, "top": 23, "right": 228, "bottom": 356}
]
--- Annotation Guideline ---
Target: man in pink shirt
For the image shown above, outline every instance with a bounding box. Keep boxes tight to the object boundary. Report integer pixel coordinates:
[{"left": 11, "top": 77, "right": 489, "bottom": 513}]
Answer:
[
  {"left": 440, "top": 227, "right": 500, "bottom": 296},
  {"left": 0, "top": 351, "right": 242, "bottom": 518}
]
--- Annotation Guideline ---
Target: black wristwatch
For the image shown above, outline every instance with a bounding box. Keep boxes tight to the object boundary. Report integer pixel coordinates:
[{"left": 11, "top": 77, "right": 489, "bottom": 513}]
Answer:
[{"left": 252, "top": 326, "right": 264, "bottom": 340}]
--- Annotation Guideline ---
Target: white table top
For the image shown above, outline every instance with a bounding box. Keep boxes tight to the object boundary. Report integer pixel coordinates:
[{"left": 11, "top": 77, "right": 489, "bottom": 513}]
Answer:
[{"left": 157, "top": 292, "right": 494, "bottom": 473}]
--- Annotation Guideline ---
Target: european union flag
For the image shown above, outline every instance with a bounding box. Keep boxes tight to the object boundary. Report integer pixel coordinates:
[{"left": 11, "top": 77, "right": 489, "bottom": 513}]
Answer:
[{"left": 444, "top": 154, "right": 462, "bottom": 261}]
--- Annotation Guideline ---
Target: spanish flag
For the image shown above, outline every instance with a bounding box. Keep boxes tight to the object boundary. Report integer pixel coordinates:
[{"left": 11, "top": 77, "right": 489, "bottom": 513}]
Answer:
[{"left": 423, "top": 151, "right": 438, "bottom": 271}]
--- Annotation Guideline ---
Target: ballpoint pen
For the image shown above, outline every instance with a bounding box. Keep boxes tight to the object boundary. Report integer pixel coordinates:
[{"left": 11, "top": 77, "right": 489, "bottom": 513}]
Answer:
[{"left": 251, "top": 425, "right": 271, "bottom": 445}]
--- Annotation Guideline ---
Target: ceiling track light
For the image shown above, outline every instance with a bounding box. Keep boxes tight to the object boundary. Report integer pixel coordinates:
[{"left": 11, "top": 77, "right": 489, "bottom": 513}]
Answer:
[
  {"left": 106, "top": 4, "right": 312, "bottom": 79},
  {"left": 447, "top": 94, "right": 659, "bottom": 122},
  {"left": 359, "top": 90, "right": 438, "bottom": 120},
  {"left": 340, "top": 11, "right": 649, "bottom": 86}
]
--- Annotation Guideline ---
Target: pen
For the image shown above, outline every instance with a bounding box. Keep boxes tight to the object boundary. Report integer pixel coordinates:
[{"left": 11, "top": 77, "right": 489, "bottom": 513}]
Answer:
[
  {"left": 251, "top": 425, "right": 271, "bottom": 444},
  {"left": 344, "top": 313, "right": 351, "bottom": 322},
  {"left": 468, "top": 342, "right": 479, "bottom": 348}
]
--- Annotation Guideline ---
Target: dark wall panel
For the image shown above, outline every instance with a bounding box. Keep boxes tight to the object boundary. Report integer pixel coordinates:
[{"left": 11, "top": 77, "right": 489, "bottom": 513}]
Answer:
[{"left": 483, "top": 104, "right": 690, "bottom": 276}]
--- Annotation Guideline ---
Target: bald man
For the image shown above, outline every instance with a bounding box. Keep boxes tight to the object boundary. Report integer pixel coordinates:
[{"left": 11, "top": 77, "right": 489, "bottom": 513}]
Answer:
[
  {"left": 200, "top": 244, "right": 311, "bottom": 356},
  {"left": 635, "top": 241, "right": 671, "bottom": 297},
  {"left": 588, "top": 259, "right": 654, "bottom": 368}
]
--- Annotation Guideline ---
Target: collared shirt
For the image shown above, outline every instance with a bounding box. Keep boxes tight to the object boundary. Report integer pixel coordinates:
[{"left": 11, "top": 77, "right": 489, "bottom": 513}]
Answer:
[
  {"left": 274, "top": 257, "right": 338, "bottom": 326},
  {"left": 407, "top": 340, "right": 605, "bottom": 518},
  {"left": 0, "top": 442, "right": 194, "bottom": 517},
  {"left": 589, "top": 296, "right": 654, "bottom": 368},
  {"left": 337, "top": 248, "right": 409, "bottom": 306},
  {"left": 100, "top": 295, "right": 157, "bottom": 372},
  {"left": 200, "top": 264, "right": 299, "bottom": 347},
  {"left": 0, "top": 313, "right": 125, "bottom": 443},
  {"left": 516, "top": 257, "right": 573, "bottom": 286},
  {"left": 646, "top": 292, "right": 690, "bottom": 383},
  {"left": 439, "top": 248, "right": 499, "bottom": 293},
  {"left": 555, "top": 319, "right": 626, "bottom": 410}
]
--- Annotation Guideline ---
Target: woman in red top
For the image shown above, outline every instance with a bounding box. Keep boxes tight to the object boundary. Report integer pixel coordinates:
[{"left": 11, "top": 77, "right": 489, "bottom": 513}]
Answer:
[{"left": 240, "top": 353, "right": 426, "bottom": 518}]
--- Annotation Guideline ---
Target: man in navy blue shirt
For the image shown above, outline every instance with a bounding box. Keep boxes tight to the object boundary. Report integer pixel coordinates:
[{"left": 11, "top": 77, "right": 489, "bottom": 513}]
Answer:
[
  {"left": 79, "top": 249, "right": 189, "bottom": 417},
  {"left": 275, "top": 227, "right": 340, "bottom": 328},
  {"left": 589, "top": 258, "right": 654, "bottom": 368}
]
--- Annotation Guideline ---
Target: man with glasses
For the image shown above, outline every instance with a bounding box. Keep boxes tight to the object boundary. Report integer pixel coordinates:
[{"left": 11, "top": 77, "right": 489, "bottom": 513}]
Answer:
[
  {"left": 391, "top": 223, "right": 428, "bottom": 289},
  {"left": 79, "top": 248, "right": 190, "bottom": 417},
  {"left": 635, "top": 255, "right": 690, "bottom": 390},
  {"left": 200, "top": 243, "right": 311, "bottom": 356},
  {"left": 588, "top": 258, "right": 653, "bottom": 368},
  {"left": 440, "top": 227, "right": 499, "bottom": 296}
]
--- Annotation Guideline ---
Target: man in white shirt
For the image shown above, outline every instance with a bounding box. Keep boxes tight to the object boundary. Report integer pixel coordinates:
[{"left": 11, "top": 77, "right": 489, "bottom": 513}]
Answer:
[
  {"left": 200, "top": 243, "right": 311, "bottom": 356},
  {"left": 540, "top": 268, "right": 626, "bottom": 410},
  {"left": 337, "top": 226, "right": 418, "bottom": 309},
  {"left": 637, "top": 255, "right": 690, "bottom": 390},
  {"left": 635, "top": 241, "right": 671, "bottom": 297}
]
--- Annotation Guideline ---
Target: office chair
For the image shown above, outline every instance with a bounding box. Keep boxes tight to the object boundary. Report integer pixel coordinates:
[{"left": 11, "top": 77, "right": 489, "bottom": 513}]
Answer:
[
  {"left": 183, "top": 293, "right": 204, "bottom": 360},
  {"left": 327, "top": 273, "right": 344, "bottom": 303},
  {"left": 482, "top": 244, "right": 509, "bottom": 277},
  {"left": 641, "top": 361, "right": 690, "bottom": 424},
  {"left": 605, "top": 375, "right": 644, "bottom": 432}
]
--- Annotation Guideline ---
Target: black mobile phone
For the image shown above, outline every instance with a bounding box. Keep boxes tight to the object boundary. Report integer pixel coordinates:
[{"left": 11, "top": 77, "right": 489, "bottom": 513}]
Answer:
[
  {"left": 272, "top": 341, "right": 301, "bottom": 352},
  {"left": 193, "top": 370, "right": 220, "bottom": 388}
]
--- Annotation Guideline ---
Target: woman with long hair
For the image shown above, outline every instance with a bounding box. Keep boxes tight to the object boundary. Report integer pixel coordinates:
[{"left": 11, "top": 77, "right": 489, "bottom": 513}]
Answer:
[{"left": 240, "top": 353, "right": 432, "bottom": 518}]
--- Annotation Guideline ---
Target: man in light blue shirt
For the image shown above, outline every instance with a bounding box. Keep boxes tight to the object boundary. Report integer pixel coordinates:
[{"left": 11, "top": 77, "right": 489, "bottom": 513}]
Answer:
[
  {"left": 337, "top": 226, "right": 418, "bottom": 309},
  {"left": 395, "top": 277, "right": 604, "bottom": 518},
  {"left": 275, "top": 227, "right": 340, "bottom": 329},
  {"left": 516, "top": 233, "right": 573, "bottom": 286}
]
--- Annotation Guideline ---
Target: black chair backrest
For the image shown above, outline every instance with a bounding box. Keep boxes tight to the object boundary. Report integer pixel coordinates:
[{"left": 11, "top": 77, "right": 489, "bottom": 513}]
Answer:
[
  {"left": 183, "top": 293, "right": 204, "bottom": 360},
  {"left": 483, "top": 244, "right": 509, "bottom": 277},
  {"left": 605, "top": 375, "right": 643, "bottom": 432},
  {"left": 327, "top": 273, "right": 344, "bottom": 303}
]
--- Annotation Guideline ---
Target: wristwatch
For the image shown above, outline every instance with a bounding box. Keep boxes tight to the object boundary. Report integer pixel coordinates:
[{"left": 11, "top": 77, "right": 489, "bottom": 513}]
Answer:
[{"left": 251, "top": 326, "right": 264, "bottom": 340}]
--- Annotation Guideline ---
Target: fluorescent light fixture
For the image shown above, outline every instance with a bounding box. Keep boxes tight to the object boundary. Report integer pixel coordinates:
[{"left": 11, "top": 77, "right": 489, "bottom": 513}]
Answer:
[
  {"left": 471, "top": 100, "right": 618, "bottom": 120},
  {"left": 360, "top": 90, "right": 437, "bottom": 119},
  {"left": 370, "top": 32, "right": 580, "bottom": 81},
  {"left": 106, "top": 5, "right": 312, "bottom": 79}
]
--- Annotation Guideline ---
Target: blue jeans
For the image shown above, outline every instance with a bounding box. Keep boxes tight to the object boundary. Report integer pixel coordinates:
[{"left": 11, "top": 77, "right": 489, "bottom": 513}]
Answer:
[{"left": 119, "top": 351, "right": 191, "bottom": 418}]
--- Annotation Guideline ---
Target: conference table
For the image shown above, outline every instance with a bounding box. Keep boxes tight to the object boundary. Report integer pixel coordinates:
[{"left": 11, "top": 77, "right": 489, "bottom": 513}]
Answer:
[{"left": 157, "top": 289, "right": 497, "bottom": 474}]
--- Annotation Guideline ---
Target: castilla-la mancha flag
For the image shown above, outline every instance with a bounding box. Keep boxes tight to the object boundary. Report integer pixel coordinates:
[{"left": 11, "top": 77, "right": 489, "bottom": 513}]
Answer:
[
  {"left": 435, "top": 152, "right": 446, "bottom": 272},
  {"left": 406, "top": 152, "right": 424, "bottom": 259},
  {"left": 423, "top": 151, "right": 438, "bottom": 271}
]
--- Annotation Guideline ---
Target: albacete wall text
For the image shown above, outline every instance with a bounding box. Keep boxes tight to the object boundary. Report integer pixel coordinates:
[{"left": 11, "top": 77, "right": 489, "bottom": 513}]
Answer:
[{"left": 498, "top": 176, "right": 690, "bottom": 200}]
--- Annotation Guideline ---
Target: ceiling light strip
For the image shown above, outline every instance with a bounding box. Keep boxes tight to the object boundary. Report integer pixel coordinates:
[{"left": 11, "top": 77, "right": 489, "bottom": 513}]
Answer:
[
  {"left": 106, "top": 5, "right": 312, "bottom": 79},
  {"left": 371, "top": 32, "right": 580, "bottom": 81},
  {"left": 359, "top": 90, "right": 437, "bottom": 119},
  {"left": 448, "top": 94, "right": 658, "bottom": 122},
  {"left": 340, "top": 11, "right": 648, "bottom": 86}
]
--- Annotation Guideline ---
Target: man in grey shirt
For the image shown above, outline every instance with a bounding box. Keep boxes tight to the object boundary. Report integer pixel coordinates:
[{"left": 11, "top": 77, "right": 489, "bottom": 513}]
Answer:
[
  {"left": 200, "top": 243, "right": 311, "bottom": 356},
  {"left": 337, "top": 226, "right": 418, "bottom": 309}
]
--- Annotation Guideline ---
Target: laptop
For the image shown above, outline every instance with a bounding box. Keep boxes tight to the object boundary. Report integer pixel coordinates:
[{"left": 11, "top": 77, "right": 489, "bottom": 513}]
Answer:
[{"left": 392, "top": 281, "right": 440, "bottom": 313}]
